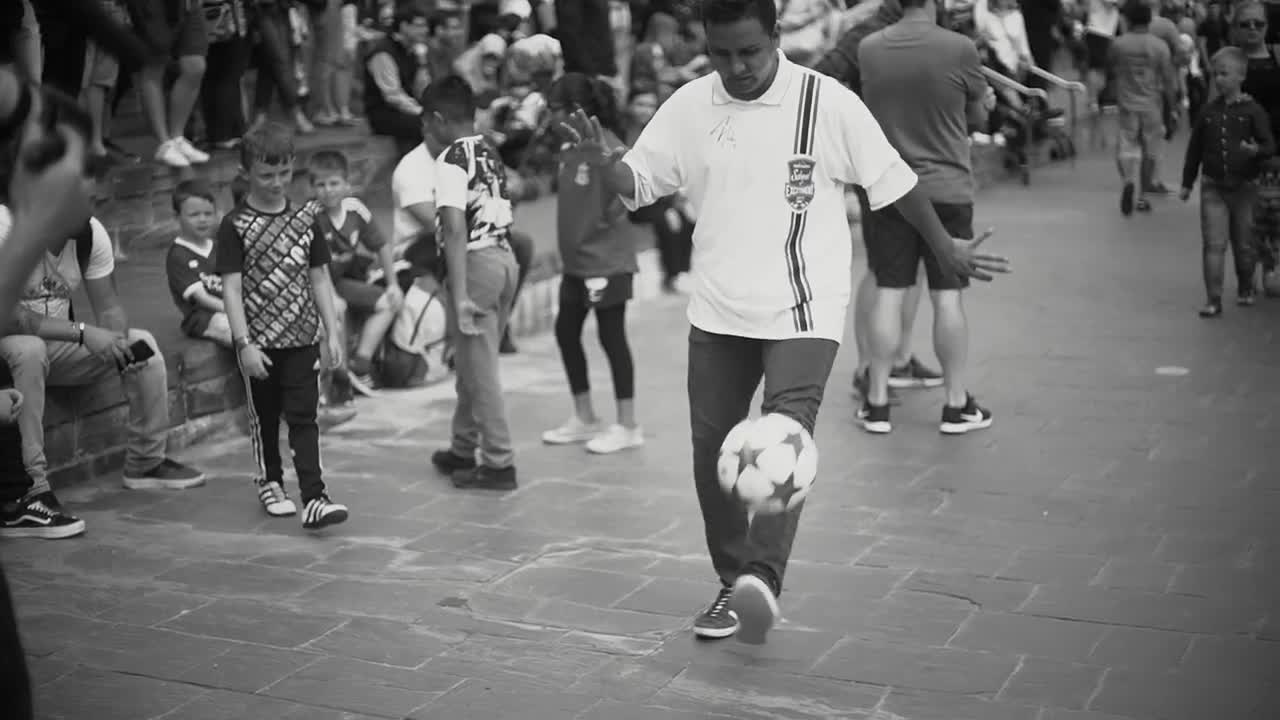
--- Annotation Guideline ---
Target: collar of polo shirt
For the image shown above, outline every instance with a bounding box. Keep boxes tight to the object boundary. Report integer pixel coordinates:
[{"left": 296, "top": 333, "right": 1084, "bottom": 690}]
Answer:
[{"left": 710, "top": 50, "right": 795, "bottom": 106}]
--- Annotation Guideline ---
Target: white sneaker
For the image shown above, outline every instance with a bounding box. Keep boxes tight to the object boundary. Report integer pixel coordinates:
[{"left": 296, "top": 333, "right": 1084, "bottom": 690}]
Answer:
[
  {"left": 154, "top": 140, "right": 190, "bottom": 168},
  {"left": 173, "top": 136, "right": 210, "bottom": 164},
  {"left": 257, "top": 481, "right": 297, "bottom": 517},
  {"left": 585, "top": 424, "right": 645, "bottom": 454},
  {"left": 542, "top": 416, "right": 602, "bottom": 445}
]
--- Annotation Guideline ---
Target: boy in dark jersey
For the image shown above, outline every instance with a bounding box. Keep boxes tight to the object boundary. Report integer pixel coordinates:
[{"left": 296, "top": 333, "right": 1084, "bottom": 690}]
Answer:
[
  {"left": 166, "top": 180, "right": 231, "bottom": 347},
  {"left": 216, "top": 122, "right": 350, "bottom": 529},
  {"left": 423, "top": 76, "right": 521, "bottom": 491},
  {"left": 308, "top": 149, "right": 403, "bottom": 395}
]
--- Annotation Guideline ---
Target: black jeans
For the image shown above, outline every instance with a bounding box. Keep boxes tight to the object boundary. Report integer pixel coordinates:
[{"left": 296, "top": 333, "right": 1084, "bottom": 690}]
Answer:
[
  {"left": 242, "top": 344, "right": 325, "bottom": 502},
  {"left": 687, "top": 327, "right": 838, "bottom": 596},
  {"left": 202, "top": 37, "right": 250, "bottom": 143},
  {"left": 251, "top": 3, "right": 298, "bottom": 114}
]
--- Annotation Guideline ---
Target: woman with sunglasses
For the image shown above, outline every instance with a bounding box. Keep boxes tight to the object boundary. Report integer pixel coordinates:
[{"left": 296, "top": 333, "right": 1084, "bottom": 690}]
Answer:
[{"left": 1236, "top": 1, "right": 1280, "bottom": 295}]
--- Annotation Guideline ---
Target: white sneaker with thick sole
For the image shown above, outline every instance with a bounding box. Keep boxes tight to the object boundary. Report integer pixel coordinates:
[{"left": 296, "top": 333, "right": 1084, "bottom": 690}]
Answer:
[
  {"left": 585, "top": 424, "right": 644, "bottom": 454},
  {"left": 542, "top": 417, "right": 602, "bottom": 445},
  {"left": 174, "top": 137, "right": 210, "bottom": 164},
  {"left": 257, "top": 481, "right": 298, "bottom": 517},
  {"left": 728, "top": 574, "right": 779, "bottom": 645},
  {"left": 154, "top": 139, "right": 190, "bottom": 168}
]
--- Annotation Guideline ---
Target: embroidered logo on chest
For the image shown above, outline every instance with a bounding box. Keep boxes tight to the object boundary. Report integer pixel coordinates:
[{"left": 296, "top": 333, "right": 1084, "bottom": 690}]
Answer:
[{"left": 785, "top": 156, "right": 816, "bottom": 213}]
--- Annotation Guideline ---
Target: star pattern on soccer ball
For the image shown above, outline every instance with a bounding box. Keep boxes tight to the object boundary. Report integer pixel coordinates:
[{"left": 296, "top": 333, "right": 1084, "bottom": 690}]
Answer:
[
  {"left": 738, "top": 444, "right": 765, "bottom": 477},
  {"left": 769, "top": 473, "right": 801, "bottom": 506},
  {"left": 782, "top": 431, "right": 806, "bottom": 456}
]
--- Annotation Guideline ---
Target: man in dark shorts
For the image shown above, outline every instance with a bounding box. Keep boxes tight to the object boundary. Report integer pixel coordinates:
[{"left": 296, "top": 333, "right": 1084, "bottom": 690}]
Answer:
[
  {"left": 129, "top": 0, "right": 211, "bottom": 168},
  {"left": 857, "top": 0, "right": 997, "bottom": 435}
]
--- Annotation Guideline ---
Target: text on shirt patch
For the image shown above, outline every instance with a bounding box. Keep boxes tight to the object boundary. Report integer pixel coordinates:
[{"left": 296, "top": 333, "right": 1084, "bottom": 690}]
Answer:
[{"left": 785, "top": 156, "right": 816, "bottom": 212}]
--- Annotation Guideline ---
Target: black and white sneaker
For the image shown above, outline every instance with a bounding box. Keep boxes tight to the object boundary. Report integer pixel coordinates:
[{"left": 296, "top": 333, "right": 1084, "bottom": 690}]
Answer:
[
  {"left": 858, "top": 401, "right": 892, "bottom": 434},
  {"left": 692, "top": 586, "right": 739, "bottom": 639},
  {"left": 257, "top": 480, "right": 297, "bottom": 517},
  {"left": 728, "top": 573, "right": 780, "bottom": 645},
  {"left": 888, "top": 356, "right": 944, "bottom": 388},
  {"left": 302, "top": 495, "right": 348, "bottom": 529},
  {"left": 940, "top": 394, "right": 994, "bottom": 434},
  {"left": 0, "top": 493, "right": 86, "bottom": 539}
]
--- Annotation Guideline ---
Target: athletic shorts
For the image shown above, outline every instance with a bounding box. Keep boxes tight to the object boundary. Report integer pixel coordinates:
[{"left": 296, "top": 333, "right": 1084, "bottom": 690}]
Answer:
[
  {"left": 559, "top": 273, "right": 633, "bottom": 310},
  {"left": 865, "top": 201, "right": 973, "bottom": 291},
  {"left": 1085, "top": 32, "right": 1112, "bottom": 71},
  {"left": 82, "top": 0, "right": 131, "bottom": 89},
  {"left": 335, "top": 278, "right": 385, "bottom": 314},
  {"left": 133, "top": 0, "right": 209, "bottom": 61}
]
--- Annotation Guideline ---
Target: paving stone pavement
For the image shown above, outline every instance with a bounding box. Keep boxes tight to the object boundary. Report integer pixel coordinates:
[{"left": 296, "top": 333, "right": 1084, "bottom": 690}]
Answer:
[{"left": 5, "top": 147, "right": 1280, "bottom": 720}]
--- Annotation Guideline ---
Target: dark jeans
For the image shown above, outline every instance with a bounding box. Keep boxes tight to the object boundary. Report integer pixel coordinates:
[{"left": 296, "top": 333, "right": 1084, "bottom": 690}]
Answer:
[
  {"left": 251, "top": 3, "right": 298, "bottom": 114},
  {"left": 202, "top": 38, "right": 250, "bottom": 143},
  {"left": 242, "top": 344, "right": 325, "bottom": 502},
  {"left": 1200, "top": 179, "right": 1258, "bottom": 301},
  {"left": 687, "top": 327, "right": 838, "bottom": 596}
]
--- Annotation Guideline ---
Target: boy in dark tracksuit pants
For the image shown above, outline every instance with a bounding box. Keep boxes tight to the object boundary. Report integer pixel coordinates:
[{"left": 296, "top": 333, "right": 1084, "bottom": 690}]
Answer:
[{"left": 216, "top": 122, "right": 350, "bottom": 529}]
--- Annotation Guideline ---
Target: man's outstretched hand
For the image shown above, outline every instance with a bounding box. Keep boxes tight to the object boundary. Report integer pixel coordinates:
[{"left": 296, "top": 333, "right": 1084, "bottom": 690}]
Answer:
[
  {"left": 558, "top": 109, "right": 626, "bottom": 167},
  {"left": 948, "top": 228, "right": 1011, "bottom": 282}
]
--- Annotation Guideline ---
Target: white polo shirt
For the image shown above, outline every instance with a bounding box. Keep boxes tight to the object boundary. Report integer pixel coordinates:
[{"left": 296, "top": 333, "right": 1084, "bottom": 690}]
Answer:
[{"left": 621, "top": 51, "right": 917, "bottom": 342}]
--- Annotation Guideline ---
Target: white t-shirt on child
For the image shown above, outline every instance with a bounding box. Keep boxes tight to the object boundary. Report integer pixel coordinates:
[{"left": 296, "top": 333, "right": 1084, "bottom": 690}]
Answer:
[{"left": 391, "top": 142, "right": 438, "bottom": 256}]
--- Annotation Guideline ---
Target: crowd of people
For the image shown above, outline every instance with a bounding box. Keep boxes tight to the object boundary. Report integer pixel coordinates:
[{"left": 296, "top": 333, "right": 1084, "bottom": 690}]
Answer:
[
  {"left": 0, "top": 0, "right": 1010, "bottom": 707},
  {"left": 7, "top": 0, "right": 1278, "bottom": 702}
]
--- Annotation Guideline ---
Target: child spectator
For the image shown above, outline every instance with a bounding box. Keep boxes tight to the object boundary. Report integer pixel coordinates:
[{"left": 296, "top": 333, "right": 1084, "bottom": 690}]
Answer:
[
  {"left": 1109, "top": 0, "right": 1177, "bottom": 215},
  {"left": 539, "top": 73, "right": 642, "bottom": 454},
  {"left": 422, "top": 76, "right": 521, "bottom": 491},
  {"left": 166, "top": 180, "right": 231, "bottom": 347},
  {"left": 308, "top": 150, "right": 404, "bottom": 394},
  {"left": 216, "top": 122, "right": 350, "bottom": 528},
  {"left": 1181, "top": 46, "right": 1276, "bottom": 317}
]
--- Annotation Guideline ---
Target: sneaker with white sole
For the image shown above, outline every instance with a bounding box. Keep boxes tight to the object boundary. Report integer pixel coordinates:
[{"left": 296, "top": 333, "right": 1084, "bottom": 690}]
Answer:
[
  {"left": 692, "top": 586, "right": 739, "bottom": 639},
  {"left": 122, "top": 458, "right": 205, "bottom": 489},
  {"left": 257, "top": 480, "right": 297, "bottom": 517},
  {"left": 542, "top": 416, "right": 602, "bottom": 445},
  {"left": 729, "top": 573, "right": 780, "bottom": 645},
  {"left": 585, "top": 424, "right": 644, "bottom": 454},
  {"left": 939, "top": 393, "right": 994, "bottom": 434},
  {"left": 154, "top": 139, "right": 190, "bottom": 168},
  {"left": 888, "top": 356, "right": 944, "bottom": 388},
  {"left": 857, "top": 401, "right": 892, "bottom": 434},
  {"left": 173, "top": 136, "right": 210, "bottom": 164},
  {"left": 302, "top": 494, "right": 348, "bottom": 529},
  {"left": 0, "top": 493, "right": 86, "bottom": 539}
]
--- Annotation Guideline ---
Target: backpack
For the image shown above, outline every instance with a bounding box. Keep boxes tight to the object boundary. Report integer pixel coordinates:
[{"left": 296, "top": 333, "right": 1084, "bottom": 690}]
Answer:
[{"left": 378, "top": 276, "right": 451, "bottom": 388}]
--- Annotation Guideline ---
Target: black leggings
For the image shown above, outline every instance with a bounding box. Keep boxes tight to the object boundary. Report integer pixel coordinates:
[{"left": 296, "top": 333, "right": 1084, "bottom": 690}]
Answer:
[{"left": 555, "top": 282, "right": 634, "bottom": 400}]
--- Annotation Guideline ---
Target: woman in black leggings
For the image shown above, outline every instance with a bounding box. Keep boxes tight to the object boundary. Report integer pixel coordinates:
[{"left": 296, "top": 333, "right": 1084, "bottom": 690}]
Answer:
[{"left": 540, "top": 73, "right": 642, "bottom": 455}]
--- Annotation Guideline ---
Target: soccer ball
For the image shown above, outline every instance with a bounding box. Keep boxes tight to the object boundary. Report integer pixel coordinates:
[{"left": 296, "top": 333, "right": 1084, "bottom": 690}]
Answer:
[{"left": 717, "top": 413, "right": 818, "bottom": 514}]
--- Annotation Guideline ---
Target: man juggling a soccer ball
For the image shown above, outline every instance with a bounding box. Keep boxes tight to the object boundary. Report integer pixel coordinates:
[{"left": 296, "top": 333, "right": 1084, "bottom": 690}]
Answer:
[{"left": 561, "top": 0, "right": 1010, "bottom": 644}]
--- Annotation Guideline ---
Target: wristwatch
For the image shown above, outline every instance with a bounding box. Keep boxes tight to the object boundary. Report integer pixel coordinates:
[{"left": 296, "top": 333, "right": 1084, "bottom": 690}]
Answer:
[
  {"left": 234, "top": 336, "right": 253, "bottom": 351},
  {"left": 76, "top": 322, "right": 86, "bottom": 346}
]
